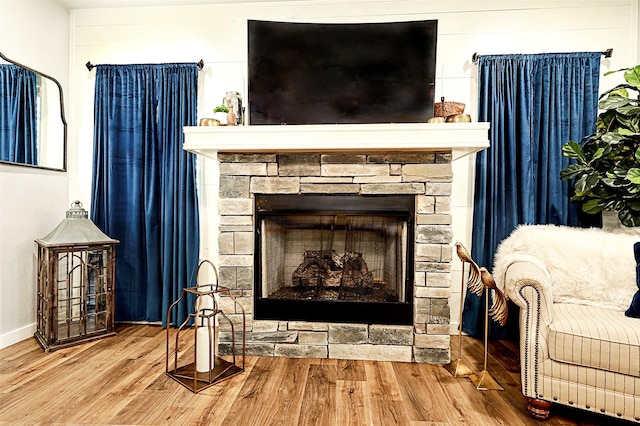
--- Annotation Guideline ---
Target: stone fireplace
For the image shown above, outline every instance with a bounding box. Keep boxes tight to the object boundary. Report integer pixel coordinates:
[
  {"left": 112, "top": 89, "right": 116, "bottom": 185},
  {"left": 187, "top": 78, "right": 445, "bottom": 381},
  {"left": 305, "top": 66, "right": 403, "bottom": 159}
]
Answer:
[{"left": 183, "top": 123, "right": 489, "bottom": 363}]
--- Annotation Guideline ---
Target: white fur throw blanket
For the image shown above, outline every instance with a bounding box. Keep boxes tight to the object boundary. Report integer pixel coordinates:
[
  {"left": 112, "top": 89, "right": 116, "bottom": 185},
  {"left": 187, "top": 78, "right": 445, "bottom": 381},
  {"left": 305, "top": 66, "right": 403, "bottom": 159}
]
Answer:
[{"left": 493, "top": 224, "right": 638, "bottom": 311}]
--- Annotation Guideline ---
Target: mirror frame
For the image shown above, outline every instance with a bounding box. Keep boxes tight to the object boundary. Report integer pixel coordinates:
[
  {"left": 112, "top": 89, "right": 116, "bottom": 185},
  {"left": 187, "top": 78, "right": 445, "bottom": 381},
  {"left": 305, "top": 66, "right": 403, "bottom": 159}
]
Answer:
[{"left": 0, "top": 51, "right": 67, "bottom": 172}]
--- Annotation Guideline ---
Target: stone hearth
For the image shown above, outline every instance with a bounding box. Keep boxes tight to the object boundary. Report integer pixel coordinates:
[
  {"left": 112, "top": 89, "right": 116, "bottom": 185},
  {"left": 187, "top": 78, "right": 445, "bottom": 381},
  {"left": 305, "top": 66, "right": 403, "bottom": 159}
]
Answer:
[{"left": 183, "top": 123, "right": 489, "bottom": 363}]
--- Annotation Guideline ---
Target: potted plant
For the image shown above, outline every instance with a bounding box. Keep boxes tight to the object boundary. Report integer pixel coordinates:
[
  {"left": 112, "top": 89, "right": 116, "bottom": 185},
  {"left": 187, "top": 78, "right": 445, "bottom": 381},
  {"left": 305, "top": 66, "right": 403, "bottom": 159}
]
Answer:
[
  {"left": 560, "top": 64, "right": 640, "bottom": 226},
  {"left": 213, "top": 105, "right": 229, "bottom": 124}
]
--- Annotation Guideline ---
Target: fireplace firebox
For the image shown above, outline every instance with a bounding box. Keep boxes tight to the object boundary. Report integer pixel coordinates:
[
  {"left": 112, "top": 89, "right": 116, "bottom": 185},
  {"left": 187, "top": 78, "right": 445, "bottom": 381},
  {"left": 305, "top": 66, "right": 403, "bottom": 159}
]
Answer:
[{"left": 254, "top": 194, "right": 414, "bottom": 325}]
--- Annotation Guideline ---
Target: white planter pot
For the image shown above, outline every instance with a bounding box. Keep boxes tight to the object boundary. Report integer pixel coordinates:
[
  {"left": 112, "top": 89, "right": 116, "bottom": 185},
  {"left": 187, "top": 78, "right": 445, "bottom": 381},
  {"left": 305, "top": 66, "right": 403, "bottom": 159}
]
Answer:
[
  {"left": 213, "top": 112, "right": 228, "bottom": 124},
  {"left": 602, "top": 210, "right": 640, "bottom": 235}
]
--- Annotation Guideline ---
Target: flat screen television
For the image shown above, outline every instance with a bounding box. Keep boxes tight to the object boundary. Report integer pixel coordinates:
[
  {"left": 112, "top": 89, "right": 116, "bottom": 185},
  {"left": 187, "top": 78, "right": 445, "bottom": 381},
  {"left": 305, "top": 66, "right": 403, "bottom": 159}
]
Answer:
[{"left": 247, "top": 19, "right": 438, "bottom": 125}]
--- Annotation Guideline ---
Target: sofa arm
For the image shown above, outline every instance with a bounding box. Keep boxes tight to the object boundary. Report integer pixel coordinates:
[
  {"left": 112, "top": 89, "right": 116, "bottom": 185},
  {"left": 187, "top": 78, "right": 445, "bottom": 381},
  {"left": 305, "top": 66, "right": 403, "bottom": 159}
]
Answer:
[{"left": 503, "top": 261, "right": 554, "bottom": 399}]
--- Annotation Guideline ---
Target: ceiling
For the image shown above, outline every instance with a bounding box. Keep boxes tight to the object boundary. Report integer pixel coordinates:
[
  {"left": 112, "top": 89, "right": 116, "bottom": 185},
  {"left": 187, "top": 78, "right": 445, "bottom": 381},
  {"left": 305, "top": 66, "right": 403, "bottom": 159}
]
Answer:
[{"left": 55, "top": 0, "right": 304, "bottom": 9}]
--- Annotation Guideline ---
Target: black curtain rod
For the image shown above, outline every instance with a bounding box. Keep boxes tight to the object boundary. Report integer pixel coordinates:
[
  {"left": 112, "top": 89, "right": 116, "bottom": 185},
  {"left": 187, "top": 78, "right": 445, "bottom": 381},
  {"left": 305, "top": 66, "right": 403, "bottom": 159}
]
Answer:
[
  {"left": 86, "top": 59, "right": 204, "bottom": 71},
  {"left": 471, "top": 48, "right": 613, "bottom": 64}
]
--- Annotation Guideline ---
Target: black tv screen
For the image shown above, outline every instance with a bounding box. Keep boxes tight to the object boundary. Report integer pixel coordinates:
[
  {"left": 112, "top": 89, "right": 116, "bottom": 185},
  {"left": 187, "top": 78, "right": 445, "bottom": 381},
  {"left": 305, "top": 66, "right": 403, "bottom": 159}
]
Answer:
[{"left": 248, "top": 19, "right": 437, "bottom": 125}]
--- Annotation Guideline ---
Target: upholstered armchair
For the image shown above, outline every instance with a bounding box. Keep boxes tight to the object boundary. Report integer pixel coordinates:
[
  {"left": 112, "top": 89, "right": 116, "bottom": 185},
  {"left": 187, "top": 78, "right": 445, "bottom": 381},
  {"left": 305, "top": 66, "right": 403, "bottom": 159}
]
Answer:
[{"left": 494, "top": 224, "right": 640, "bottom": 422}]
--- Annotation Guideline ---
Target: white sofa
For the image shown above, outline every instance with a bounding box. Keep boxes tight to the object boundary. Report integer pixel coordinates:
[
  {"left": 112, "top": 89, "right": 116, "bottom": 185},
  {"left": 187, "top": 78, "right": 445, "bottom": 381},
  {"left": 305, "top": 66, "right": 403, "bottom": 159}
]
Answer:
[{"left": 494, "top": 224, "right": 640, "bottom": 422}]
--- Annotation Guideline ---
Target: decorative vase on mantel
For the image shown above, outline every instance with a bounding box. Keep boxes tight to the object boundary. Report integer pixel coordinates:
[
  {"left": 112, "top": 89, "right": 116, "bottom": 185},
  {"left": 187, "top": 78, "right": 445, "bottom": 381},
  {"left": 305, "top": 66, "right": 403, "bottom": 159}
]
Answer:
[{"left": 226, "top": 105, "right": 237, "bottom": 126}]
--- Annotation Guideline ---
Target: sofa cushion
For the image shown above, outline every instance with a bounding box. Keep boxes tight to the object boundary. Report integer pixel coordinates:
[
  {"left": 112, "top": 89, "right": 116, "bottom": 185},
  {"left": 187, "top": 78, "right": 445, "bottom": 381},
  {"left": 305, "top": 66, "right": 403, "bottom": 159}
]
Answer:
[
  {"left": 625, "top": 242, "right": 640, "bottom": 318},
  {"left": 549, "top": 303, "right": 640, "bottom": 377}
]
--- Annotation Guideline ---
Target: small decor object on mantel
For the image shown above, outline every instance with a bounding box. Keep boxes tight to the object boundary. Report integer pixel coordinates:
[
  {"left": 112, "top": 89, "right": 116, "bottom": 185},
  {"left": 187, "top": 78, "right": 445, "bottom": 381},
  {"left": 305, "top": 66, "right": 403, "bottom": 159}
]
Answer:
[
  {"left": 434, "top": 97, "right": 465, "bottom": 118},
  {"left": 430, "top": 96, "right": 471, "bottom": 123},
  {"left": 34, "top": 201, "right": 119, "bottom": 352},
  {"left": 199, "top": 118, "right": 220, "bottom": 126},
  {"left": 226, "top": 104, "right": 237, "bottom": 126},
  {"left": 222, "top": 91, "right": 243, "bottom": 125},
  {"left": 213, "top": 105, "right": 229, "bottom": 125}
]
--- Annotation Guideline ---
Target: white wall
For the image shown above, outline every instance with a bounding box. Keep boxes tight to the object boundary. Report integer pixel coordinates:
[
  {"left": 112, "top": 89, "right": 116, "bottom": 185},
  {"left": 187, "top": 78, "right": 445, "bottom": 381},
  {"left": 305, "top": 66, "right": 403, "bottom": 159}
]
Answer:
[
  {"left": 0, "top": 1, "right": 636, "bottom": 350},
  {"left": 0, "top": 0, "right": 70, "bottom": 348},
  {"left": 67, "top": 0, "right": 639, "bottom": 334}
]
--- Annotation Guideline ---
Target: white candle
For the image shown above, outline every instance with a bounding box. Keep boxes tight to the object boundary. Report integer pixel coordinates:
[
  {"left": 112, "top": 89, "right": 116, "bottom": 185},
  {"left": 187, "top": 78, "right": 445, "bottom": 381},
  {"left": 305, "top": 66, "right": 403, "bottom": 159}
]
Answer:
[
  {"left": 195, "top": 326, "right": 216, "bottom": 372},
  {"left": 195, "top": 289, "right": 221, "bottom": 372}
]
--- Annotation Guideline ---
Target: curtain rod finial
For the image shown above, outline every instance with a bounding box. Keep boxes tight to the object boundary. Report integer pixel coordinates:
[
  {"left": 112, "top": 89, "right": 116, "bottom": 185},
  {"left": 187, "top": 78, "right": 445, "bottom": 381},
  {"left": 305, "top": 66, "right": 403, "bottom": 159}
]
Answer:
[
  {"left": 604, "top": 48, "right": 613, "bottom": 58},
  {"left": 86, "top": 61, "right": 94, "bottom": 71},
  {"left": 472, "top": 52, "right": 479, "bottom": 64},
  {"left": 197, "top": 59, "right": 204, "bottom": 70}
]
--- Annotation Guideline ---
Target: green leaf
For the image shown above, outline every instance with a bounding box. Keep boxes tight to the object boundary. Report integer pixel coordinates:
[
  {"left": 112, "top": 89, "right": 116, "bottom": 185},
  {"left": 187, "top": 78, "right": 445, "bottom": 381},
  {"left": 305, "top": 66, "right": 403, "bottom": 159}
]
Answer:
[
  {"left": 560, "top": 164, "right": 590, "bottom": 181},
  {"left": 599, "top": 94, "right": 631, "bottom": 110},
  {"left": 610, "top": 88, "right": 631, "bottom": 97},
  {"left": 582, "top": 199, "right": 603, "bottom": 214},
  {"left": 574, "top": 173, "right": 599, "bottom": 194},
  {"left": 617, "top": 127, "right": 638, "bottom": 136},
  {"left": 618, "top": 208, "right": 640, "bottom": 227},
  {"left": 602, "top": 200, "right": 624, "bottom": 211},
  {"left": 589, "top": 147, "right": 606, "bottom": 162},
  {"left": 561, "top": 141, "right": 584, "bottom": 161},
  {"left": 612, "top": 166, "right": 631, "bottom": 178},
  {"left": 596, "top": 110, "right": 617, "bottom": 132},
  {"left": 627, "top": 168, "right": 640, "bottom": 184},
  {"left": 600, "top": 132, "right": 626, "bottom": 143},
  {"left": 604, "top": 68, "right": 629, "bottom": 76},
  {"left": 602, "top": 177, "right": 626, "bottom": 188},
  {"left": 617, "top": 106, "right": 640, "bottom": 116},
  {"left": 616, "top": 115, "right": 640, "bottom": 133},
  {"left": 624, "top": 65, "right": 640, "bottom": 89}
]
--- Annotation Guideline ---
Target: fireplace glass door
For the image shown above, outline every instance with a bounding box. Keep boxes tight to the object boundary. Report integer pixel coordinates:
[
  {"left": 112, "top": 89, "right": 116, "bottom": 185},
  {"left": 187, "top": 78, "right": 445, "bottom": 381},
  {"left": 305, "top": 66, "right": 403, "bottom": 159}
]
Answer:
[{"left": 254, "top": 195, "right": 414, "bottom": 325}]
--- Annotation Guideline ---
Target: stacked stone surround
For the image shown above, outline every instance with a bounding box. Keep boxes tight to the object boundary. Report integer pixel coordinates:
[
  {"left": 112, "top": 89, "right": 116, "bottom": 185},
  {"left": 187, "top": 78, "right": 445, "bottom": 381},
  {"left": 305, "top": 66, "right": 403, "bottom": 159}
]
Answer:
[{"left": 216, "top": 151, "right": 453, "bottom": 363}]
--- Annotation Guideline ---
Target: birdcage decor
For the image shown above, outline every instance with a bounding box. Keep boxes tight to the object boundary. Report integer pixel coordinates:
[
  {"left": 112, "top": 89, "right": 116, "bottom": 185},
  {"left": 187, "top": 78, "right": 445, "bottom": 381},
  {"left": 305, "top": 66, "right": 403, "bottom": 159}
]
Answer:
[
  {"left": 166, "top": 260, "right": 245, "bottom": 393},
  {"left": 34, "top": 201, "right": 119, "bottom": 352}
]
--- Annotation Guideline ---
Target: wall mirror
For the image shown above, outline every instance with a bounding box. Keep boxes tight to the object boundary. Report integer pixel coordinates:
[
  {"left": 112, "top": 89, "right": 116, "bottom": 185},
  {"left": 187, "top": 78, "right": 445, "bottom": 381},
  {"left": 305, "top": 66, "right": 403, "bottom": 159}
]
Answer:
[{"left": 0, "top": 52, "right": 67, "bottom": 171}]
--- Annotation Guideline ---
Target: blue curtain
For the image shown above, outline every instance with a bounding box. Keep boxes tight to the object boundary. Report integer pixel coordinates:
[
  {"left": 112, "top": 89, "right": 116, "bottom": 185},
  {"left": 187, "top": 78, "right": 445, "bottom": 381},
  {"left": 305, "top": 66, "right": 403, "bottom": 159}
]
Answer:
[
  {"left": 90, "top": 63, "right": 200, "bottom": 327},
  {"left": 0, "top": 65, "right": 38, "bottom": 164},
  {"left": 463, "top": 53, "right": 601, "bottom": 339}
]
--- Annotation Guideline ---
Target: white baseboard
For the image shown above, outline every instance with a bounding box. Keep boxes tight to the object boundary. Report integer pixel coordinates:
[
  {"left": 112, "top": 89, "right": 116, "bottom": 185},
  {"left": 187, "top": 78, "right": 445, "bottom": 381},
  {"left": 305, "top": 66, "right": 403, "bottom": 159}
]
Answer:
[
  {"left": 450, "top": 321, "right": 461, "bottom": 335},
  {"left": 0, "top": 323, "right": 36, "bottom": 350}
]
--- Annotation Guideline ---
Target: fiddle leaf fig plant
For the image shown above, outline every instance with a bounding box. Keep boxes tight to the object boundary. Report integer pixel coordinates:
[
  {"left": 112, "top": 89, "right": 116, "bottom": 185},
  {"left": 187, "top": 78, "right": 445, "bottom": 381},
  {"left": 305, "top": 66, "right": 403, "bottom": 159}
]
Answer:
[{"left": 560, "top": 64, "right": 640, "bottom": 226}]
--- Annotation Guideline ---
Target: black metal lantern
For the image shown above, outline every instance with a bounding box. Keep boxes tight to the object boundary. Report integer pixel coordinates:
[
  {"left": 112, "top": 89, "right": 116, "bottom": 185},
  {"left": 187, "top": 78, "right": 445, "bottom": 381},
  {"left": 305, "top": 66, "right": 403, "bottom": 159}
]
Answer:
[{"left": 34, "top": 201, "right": 119, "bottom": 352}]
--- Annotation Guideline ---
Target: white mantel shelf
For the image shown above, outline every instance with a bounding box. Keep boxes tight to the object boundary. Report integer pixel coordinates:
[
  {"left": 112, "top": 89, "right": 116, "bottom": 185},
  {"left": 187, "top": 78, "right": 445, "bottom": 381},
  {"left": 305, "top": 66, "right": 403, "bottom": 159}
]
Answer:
[{"left": 183, "top": 122, "right": 490, "bottom": 159}]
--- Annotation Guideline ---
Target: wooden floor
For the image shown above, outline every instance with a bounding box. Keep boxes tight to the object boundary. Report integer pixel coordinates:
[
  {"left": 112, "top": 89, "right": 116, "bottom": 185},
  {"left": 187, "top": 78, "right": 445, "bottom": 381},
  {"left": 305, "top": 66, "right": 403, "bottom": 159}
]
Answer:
[{"left": 0, "top": 325, "right": 631, "bottom": 425}]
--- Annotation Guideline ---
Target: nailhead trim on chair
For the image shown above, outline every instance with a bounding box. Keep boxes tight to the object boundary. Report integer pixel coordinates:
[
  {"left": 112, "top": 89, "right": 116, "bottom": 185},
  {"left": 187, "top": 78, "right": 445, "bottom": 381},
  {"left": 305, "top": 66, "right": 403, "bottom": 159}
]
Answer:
[{"left": 518, "top": 283, "right": 543, "bottom": 399}]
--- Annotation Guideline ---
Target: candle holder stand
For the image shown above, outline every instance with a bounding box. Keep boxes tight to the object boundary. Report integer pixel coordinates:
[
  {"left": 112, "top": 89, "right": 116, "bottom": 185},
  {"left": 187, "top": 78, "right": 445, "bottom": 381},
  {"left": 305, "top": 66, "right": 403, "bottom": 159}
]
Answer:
[{"left": 165, "top": 261, "right": 245, "bottom": 393}]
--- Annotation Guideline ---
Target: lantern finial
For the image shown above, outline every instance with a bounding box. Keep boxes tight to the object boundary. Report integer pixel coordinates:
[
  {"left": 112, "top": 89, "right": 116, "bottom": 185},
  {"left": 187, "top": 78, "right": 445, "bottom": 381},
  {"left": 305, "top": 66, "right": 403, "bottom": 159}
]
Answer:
[{"left": 67, "top": 200, "right": 89, "bottom": 219}]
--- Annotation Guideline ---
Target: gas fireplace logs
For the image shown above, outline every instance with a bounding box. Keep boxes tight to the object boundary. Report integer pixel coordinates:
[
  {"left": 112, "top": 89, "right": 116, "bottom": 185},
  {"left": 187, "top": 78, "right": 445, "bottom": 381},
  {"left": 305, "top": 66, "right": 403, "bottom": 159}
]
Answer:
[{"left": 286, "top": 249, "right": 397, "bottom": 302}]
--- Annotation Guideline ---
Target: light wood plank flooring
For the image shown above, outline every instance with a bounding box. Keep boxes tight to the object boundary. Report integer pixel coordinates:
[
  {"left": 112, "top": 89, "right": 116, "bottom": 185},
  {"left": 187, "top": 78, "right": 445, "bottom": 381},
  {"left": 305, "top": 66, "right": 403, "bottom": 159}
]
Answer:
[{"left": 0, "top": 325, "right": 631, "bottom": 425}]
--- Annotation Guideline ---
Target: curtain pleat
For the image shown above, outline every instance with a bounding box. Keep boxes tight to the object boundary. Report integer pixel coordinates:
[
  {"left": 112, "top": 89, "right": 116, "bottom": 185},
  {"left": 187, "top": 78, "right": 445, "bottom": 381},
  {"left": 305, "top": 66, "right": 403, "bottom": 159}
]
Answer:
[
  {"left": 462, "top": 53, "right": 601, "bottom": 339},
  {"left": 0, "top": 65, "right": 38, "bottom": 164},
  {"left": 90, "top": 63, "right": 199, "bottom": 326}
]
